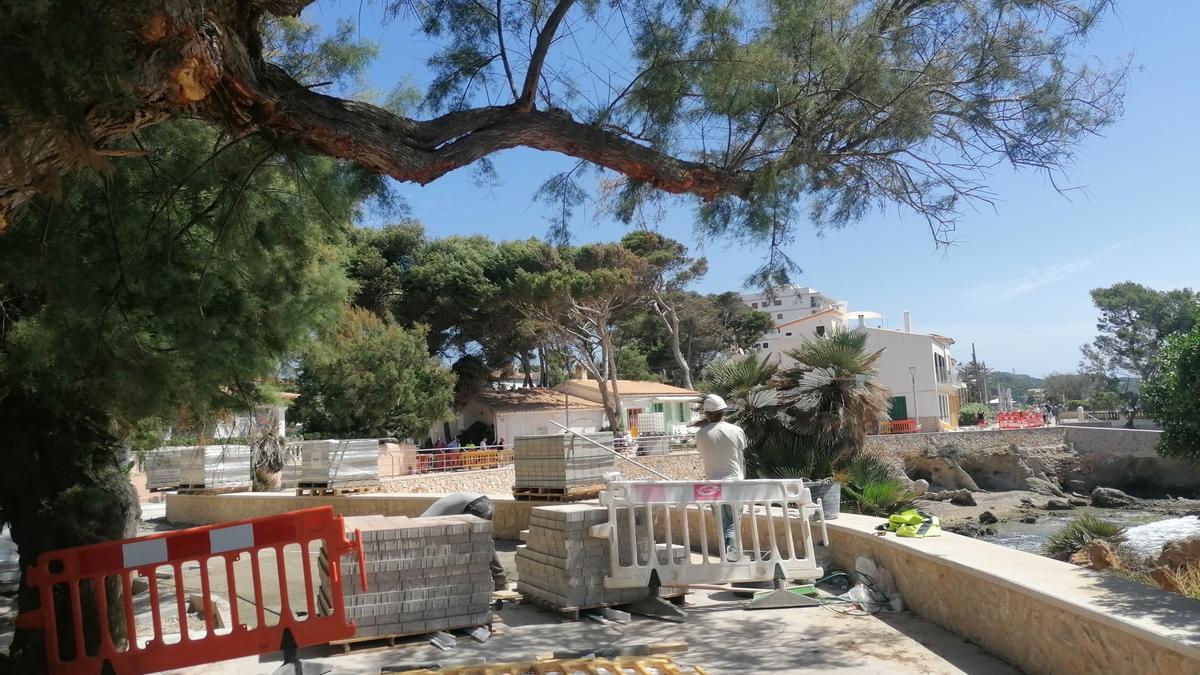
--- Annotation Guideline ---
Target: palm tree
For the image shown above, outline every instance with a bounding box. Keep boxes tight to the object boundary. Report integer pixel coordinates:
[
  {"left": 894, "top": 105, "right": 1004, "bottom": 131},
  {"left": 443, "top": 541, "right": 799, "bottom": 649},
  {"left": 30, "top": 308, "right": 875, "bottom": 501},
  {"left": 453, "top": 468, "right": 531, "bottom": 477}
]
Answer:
[
  {"left": 699, "top": 353, "right": 781, "bottom": 438},
  {"left": 774, "top": 330, "right": 891, "bottom": 459}
]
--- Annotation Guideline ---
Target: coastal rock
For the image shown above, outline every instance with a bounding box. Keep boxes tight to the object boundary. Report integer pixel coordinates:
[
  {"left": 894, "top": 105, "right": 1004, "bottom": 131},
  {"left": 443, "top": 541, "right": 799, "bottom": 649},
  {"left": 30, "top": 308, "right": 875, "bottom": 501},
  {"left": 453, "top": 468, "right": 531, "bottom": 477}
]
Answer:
[
  {"left": 1069, "top": 540, "right": 1123, "bottom": 571},
  {"left": 1152, "top": 536, "right": 1200, "bottom": 571},
  {"left": 1150, "top": 567, "right": 1182, "bottom": 593},
  {"left": 979, "top": 511, "right": 999, "bottom": 525},
  {"left": 923, "top": 488, "right": 976, "bottom": 506},
  {"left": 1068, "top": 498, "right": 1089, "bottom": 507},
  {"left": 1020, "top": 516, "right": 1038, "bottom": 524},
  {"left": 908, "top": 478, "right": 930, "bottom": 496},
  {"left": 1063, "top": 479, "right": 1092, "bottom": 494},
  {"left": 1091, "top": 487, "right": 1139, "bottom": 509},
  {"left": 1043, "top": 499, "right": 1074, "bottom": 511}
]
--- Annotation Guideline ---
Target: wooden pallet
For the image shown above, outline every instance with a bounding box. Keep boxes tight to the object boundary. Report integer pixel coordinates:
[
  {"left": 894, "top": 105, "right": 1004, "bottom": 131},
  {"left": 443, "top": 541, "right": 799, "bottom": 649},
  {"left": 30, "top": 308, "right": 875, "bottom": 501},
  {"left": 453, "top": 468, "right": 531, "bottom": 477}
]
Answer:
[
  {"left": 393, "top": 655, "right": 706, "bottom": 675},
  {"left": 512, "top": 484, "right": 604, "bottom": 502},
  {"left": 328, "top": 622, "right": 489, "bottom": 654},
  {"left": 296, "top": 483, "right": 382, "bottom": 496},
  {"left": 175, "top": 485, "right": 250, "bottom": 496},
  {"left": 520, "top": 587, "right": 688, "bottom": 621}
]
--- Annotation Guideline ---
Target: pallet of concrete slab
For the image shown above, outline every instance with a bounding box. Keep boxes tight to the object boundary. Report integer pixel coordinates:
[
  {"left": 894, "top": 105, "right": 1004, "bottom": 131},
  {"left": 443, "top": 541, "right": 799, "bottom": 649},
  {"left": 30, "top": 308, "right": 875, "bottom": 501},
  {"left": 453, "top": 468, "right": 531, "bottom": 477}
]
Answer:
[
  {"left": 316, "top": 513, "right": 494, "bottom": 648},
  {"left": 512, "top": 432, "right": 615, "bottom": 492},
  {"left": 511, "top": 484, "right": 605, "bottom": 502},
  {"left": 325, "top": 623, "right": 492, "bottom": 655},
  {"left": 143, "top": 444, "right": 252, "bottom": 491},
  {"left": 175, "top": 484, "right": 252, "bottom": 496},
  {"left": 515, "top": 503, "right": 689, "bottom": 619},
  {"left": 298, "top": 438, "right": 382, "bottom": 489},
  {"left": 296, "top": 481, "right": 383, "bottom": 496}
]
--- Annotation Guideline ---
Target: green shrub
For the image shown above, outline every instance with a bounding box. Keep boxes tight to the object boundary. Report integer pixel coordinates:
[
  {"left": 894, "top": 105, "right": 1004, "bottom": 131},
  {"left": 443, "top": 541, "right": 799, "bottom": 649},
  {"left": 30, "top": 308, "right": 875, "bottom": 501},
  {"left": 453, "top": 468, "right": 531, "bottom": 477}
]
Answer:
[
  {"left": 957, "top": 402, "right": 990, "bottom": 426},
  {"left": 1065, "top": 400, "right": 1086, "bottom": 410},
  {"left": 1042, "top": 514, "right": 1127, "bottom": 558},
  {"left": 838, "top": 456, "right": 916, "bottom": 516}
]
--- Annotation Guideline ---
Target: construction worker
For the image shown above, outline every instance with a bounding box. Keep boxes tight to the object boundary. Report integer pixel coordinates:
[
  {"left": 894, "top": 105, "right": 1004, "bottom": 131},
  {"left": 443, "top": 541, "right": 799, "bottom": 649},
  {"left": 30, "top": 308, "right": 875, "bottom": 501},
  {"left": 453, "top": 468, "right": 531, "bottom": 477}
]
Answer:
[
  {"left": 421, "top": 492, "right": 509, "bottom": 590},
  {"left": 695, "top": 394, "right": 747, "bottom": 559}
]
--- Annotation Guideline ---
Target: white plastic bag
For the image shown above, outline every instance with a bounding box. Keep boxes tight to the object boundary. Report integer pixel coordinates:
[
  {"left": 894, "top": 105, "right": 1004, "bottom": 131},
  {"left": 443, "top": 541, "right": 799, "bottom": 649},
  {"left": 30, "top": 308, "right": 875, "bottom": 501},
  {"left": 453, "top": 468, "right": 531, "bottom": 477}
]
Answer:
[{"left": 840, "top": 555, "right": 904, "bottom": 612}]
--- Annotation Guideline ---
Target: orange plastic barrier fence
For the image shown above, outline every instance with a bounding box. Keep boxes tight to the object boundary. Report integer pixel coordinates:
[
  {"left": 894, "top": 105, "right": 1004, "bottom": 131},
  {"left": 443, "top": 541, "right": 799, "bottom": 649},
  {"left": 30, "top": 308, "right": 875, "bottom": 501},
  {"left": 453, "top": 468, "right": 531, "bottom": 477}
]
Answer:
[
  {"left": 413, "top": 448, "right": 511, "bottom": 473},
  {"left": 16, "top": 506, "right": 366, "bottom": 675},
  {"left": 879, "top": 419, "right": 918, "bottom": 434},
  {"left": 996, "top": 411, "right": 1045, "bottom": 429}
]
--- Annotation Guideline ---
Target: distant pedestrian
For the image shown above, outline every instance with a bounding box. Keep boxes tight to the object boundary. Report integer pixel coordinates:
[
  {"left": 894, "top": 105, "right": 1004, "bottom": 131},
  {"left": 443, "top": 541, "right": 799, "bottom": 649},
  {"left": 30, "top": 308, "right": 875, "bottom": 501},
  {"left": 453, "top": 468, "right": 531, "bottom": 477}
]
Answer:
[{"left": 976, "top": 412, "right": 986, "bottom": 427}]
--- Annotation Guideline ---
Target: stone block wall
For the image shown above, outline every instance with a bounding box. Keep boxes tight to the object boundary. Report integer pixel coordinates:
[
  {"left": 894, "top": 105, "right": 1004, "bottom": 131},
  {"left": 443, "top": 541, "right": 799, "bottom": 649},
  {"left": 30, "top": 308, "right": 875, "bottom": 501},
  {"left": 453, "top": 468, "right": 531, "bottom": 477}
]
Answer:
[
  {"left": 322, "top": 514, "right": 492, "bottom": 638},
  {"left": 515, "top": 504, "right": 648, "bottom": 609}
]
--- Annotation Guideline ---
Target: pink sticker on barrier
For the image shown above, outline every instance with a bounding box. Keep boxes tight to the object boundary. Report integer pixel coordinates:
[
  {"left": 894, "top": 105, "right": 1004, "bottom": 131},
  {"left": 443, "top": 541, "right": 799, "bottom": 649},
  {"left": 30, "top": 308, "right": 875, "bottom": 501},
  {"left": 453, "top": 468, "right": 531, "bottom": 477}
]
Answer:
[{"left": 693, "top": 483, "right": 723, "bottom": 501}]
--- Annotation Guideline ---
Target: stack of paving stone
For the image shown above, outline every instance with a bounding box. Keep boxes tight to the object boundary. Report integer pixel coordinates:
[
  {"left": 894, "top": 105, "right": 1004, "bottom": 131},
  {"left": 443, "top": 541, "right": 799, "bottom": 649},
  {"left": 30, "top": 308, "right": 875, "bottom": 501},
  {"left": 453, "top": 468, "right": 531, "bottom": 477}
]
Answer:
[
  {"left": 512, "top": 433, "right": 615, "bottom": 490},
  {"left": 318, "top": 514, "right": 493, "bottom": 639},
  {"left": 299, "top": 438, "right": 380, "bottom": 488},
  {"left": 516, "top": 504, "right": 685, "bottom": 610}
]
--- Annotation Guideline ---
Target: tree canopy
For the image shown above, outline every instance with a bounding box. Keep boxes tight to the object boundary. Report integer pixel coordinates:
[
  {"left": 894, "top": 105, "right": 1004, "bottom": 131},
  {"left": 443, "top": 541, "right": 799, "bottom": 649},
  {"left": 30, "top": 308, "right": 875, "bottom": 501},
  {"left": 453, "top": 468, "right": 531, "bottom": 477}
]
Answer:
[
  {"left": 293, "top": 308, "right": 455, "bottom": 439},
  {"left": 1081, "top": 282, "right": 1199, "bottom": 385},
  {"left": 1, "top": 0, "right": 1125, "bottom": 277},
  {"left": 1143, "top": 326, "right": 1200, "bottom": 463}
]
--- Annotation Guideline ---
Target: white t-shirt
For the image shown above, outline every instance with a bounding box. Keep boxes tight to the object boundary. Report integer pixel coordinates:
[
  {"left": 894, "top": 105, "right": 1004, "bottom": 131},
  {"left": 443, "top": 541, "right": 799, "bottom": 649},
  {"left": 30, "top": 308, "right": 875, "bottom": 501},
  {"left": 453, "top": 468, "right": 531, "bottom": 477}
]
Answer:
[{"left": 695, "top": 420, "right": 747, "bottom": 480}]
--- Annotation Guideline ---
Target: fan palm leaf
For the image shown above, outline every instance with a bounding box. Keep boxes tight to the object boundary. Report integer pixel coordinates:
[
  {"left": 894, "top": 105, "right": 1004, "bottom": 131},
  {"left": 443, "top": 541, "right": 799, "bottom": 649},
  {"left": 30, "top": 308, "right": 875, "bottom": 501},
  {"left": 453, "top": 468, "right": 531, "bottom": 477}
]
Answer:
[{"left": 776, "top": 330, "right": 891, "bottom": 453}]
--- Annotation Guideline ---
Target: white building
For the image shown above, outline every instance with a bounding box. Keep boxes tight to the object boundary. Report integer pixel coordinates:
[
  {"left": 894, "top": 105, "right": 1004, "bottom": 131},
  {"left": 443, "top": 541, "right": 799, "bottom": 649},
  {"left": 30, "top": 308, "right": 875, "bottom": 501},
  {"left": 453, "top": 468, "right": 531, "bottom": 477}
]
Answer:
[
  {"left": 431, "top": 388, "right": 607, "bottom": 446},
  {"left": 755, "top": 309, "right": 966, "bottom": 432},
  {"left": 740, "top": 285, "right": 845, "bottom": 326},
  {"left": 553, "top": 379, "right": 702, "bottom": 436}
]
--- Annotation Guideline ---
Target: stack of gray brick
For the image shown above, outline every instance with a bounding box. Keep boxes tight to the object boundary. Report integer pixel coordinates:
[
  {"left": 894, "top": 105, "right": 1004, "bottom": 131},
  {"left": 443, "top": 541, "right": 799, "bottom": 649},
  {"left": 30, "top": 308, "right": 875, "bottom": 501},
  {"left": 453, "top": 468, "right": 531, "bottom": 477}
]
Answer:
[
  {"left": 515, "top": 504, "right": 685, "bottom": 610},
  {"left": 319, "top": 514, "right": 492, "bottom": 638},
  {"left": 512, "top": 433, "right": 615, "bottom": 490}
]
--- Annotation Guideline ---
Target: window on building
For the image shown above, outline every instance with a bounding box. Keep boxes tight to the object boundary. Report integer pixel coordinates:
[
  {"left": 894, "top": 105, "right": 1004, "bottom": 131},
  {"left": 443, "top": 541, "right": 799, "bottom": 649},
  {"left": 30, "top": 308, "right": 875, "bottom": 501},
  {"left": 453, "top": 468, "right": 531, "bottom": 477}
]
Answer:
[
  {"left": 810, "top": 296, "right": 818, "bottom": 307},
  {"left": 762, "top": 342, "right": 769, "bottom": 349},
  {"left": 938, "top": 394, "right": 951, "bottom": 421},
  {"left": 785, "top": 332, "right": 792, "bottom": 336},
  {"left": 751, "top": 302, "right": 757, "bottom": 308},
  {"left": 815, "top": 326, "right": 826, "bottom": 337},
  {"left": 777, "top": 313, "right": 783, "bottom": 319},
  {"left": 773, "top": 299, "right": 782, "bottom": 306},
  {"left": 651, "top": 403, "right": 664, "bottom": 413}
]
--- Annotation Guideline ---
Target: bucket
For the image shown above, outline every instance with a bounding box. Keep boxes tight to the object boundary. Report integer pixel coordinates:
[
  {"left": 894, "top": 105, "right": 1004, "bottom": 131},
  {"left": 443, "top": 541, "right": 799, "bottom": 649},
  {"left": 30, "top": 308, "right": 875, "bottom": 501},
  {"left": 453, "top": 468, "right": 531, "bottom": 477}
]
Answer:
[{"left": 804, "top": 480, "right": 840, "bottom": 520}]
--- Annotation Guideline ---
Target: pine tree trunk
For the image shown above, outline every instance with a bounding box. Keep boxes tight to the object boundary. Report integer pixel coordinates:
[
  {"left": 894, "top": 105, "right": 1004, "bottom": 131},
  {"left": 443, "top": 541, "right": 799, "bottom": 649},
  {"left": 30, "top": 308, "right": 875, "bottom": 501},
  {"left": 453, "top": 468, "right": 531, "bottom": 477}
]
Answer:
[
  {"left": 600, "top": 330, "right": 624, "bottom": 431},
  {"left": 665, "top": 305, "right": 692, "bottom": 389},
  {"left": 0, "top": 391, "right": 139, "bottom": 673},
  {"left": 537, "top": 344, "right": 549, "bottom": 387}
]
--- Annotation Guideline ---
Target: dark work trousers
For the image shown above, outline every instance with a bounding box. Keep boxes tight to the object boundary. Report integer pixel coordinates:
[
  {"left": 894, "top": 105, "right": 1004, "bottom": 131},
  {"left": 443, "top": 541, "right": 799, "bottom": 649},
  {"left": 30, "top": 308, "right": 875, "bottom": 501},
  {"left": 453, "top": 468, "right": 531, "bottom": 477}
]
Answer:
[{"left": 464, "top": 496, "right": 507, "bottom": 586}]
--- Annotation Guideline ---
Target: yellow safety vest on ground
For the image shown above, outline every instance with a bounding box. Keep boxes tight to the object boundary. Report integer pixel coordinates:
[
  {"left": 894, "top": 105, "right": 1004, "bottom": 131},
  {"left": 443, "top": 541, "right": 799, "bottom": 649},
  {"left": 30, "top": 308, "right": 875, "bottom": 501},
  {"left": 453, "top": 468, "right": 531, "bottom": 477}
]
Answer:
[{"left": 876, "top": 508, "right": 942, "bottom": 537}]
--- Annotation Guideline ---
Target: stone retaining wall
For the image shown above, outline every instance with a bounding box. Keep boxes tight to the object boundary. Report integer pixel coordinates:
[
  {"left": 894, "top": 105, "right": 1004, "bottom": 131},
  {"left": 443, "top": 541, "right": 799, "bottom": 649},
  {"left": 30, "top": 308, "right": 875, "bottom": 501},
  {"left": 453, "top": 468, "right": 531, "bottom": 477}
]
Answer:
[
  {"left": 826, "top": 514, "right": 1200, "bottom": 675},
  {"left": 866, "top": 427, "right": 1200, "bottom": 495},
  {"left": 377, "top": 451, "right": 704, "bottom": 496}
]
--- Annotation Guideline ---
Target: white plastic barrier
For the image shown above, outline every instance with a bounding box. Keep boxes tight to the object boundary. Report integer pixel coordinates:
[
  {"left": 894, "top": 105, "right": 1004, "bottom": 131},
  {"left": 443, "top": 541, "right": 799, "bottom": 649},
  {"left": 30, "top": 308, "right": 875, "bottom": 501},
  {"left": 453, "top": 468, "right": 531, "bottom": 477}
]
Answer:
[{"left": 594, "top": 479, "right": 828, "bottom": 589}]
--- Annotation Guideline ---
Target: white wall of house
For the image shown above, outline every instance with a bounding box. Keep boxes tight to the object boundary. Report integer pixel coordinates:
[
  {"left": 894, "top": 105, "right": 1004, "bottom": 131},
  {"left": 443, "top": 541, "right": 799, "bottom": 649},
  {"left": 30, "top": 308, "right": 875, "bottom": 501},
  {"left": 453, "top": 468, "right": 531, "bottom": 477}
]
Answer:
[
  {"left": 212, "top": 404, "right": 287, "bottom": 439},
  {"left": 761, "top": 324, "right": 961, "bottom": 430},
  {"left": 740, "top": 285, "right": 843, "bottom": 326},
  {"left": 427, "top": 402, "right": 606, "bottom": 446},
  {"left": 754, "top": 311, "right": 847, "bottom": 352},
  {"left": 492, "top": 409, "right": 606, "bottom": 442}
]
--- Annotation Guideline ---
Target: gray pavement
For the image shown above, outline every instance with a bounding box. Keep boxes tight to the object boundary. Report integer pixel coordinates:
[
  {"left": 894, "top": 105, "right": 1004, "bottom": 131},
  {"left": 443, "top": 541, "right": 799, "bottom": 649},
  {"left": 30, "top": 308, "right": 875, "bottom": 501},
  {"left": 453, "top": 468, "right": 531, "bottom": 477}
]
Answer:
[{"left": 174, "top": 586, "right": 1018, "bottom": 675}]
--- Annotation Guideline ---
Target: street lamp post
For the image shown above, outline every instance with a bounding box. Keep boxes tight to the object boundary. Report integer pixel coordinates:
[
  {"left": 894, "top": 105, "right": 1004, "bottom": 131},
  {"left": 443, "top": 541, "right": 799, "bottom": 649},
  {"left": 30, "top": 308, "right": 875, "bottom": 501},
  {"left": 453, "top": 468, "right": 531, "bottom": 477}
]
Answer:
[{"left": 909, "top": 366, "right": 920, "bottom": 432}]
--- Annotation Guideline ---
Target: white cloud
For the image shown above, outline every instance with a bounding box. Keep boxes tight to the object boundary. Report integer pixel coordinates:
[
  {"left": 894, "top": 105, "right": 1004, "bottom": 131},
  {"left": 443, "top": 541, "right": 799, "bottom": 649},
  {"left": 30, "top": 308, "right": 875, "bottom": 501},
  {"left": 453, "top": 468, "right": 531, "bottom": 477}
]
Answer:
[{"left": 965, "top": 241, "right": 1129, "bottom": 304}]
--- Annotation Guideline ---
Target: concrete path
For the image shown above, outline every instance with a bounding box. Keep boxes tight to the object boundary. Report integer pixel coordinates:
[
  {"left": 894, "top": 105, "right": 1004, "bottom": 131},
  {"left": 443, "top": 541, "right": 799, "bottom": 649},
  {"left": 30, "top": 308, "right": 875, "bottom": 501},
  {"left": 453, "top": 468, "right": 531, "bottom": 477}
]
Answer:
[{"left": 173, "top": 587, "right": 1018, "bottom": 674}]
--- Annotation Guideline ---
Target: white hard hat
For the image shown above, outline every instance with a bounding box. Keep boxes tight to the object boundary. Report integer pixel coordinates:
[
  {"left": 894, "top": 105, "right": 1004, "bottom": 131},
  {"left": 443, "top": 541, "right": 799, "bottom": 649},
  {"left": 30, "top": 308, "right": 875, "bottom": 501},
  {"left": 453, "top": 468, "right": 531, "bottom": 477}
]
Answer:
[{"left": 702, "top": 394, "right": 729, "bottom": 413}]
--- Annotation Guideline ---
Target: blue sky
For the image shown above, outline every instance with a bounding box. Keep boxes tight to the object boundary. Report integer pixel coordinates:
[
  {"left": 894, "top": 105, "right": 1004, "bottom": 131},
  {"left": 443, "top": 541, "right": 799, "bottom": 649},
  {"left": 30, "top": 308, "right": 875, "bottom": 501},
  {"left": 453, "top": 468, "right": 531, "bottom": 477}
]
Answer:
[{"left": 304, "top": 1, "right": 1199, "bottom": 377}]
